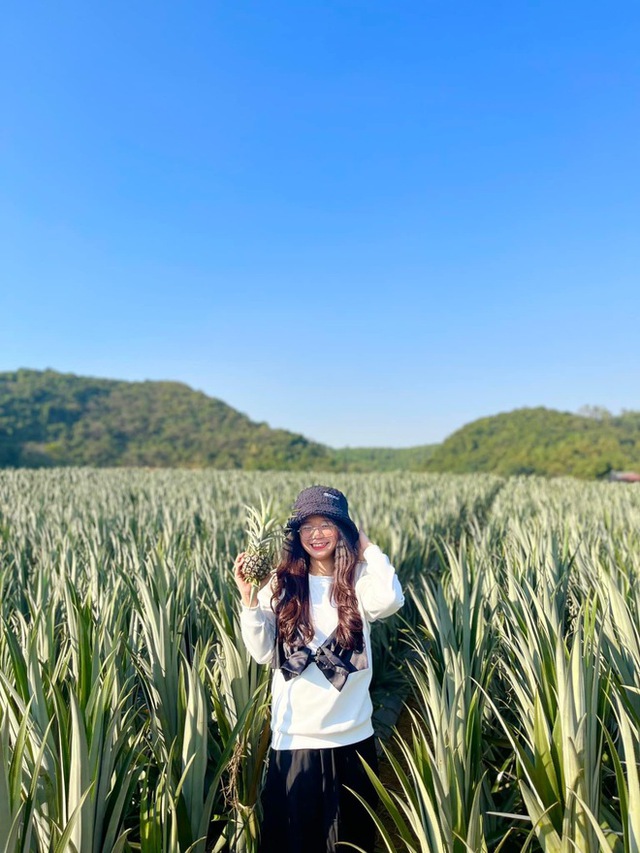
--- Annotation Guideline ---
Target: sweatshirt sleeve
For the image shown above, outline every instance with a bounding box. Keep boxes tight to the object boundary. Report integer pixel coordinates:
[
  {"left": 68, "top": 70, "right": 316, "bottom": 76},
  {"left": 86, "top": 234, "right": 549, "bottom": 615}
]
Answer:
[
  {"left": 239, "top": 581, "right": 277, "bottom": 665},
  {"left": 355, "top": 544, "right": 405, "bottom": 623}
]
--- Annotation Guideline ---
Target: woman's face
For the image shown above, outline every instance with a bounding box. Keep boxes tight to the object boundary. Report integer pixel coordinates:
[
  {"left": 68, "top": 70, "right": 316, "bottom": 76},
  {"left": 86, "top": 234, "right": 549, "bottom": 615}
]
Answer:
[{"left": 298, "top": 514, "right": 340, "bottom": 560}]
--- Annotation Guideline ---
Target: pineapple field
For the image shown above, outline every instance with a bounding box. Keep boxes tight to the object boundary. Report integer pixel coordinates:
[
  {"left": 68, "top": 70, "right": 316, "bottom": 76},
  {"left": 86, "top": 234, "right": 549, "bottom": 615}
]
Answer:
[{"left": 1, "top": 468, "right": 640, "bottom": 852}]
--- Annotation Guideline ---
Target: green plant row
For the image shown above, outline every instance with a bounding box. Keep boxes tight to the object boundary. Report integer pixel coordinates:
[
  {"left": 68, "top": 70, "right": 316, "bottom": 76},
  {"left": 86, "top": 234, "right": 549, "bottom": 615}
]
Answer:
[{"left": 0, "top": 469, "right": 639, "bottom": 851}]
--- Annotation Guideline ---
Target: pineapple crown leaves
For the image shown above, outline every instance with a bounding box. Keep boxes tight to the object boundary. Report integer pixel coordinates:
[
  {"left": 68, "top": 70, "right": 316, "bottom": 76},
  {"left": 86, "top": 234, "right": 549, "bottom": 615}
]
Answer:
[
  {"left": 240, "top": 496, "right": 286, "bottom": 588},
  {"left": 243, "top": 496, "right": 285, "bottom": 552}
]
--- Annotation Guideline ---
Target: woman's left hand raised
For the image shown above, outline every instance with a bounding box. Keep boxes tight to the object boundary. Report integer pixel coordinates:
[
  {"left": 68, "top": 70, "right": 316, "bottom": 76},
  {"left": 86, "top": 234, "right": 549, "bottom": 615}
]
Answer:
[{"left": 357, "top": 530, "right": 372, "bottom": 560}]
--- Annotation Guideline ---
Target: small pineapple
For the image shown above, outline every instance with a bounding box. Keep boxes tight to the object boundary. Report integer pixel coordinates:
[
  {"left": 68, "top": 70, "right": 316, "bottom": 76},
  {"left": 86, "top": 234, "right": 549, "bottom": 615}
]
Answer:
[{"left": 239, "top": 498, "right": 281, "bottom": 586}]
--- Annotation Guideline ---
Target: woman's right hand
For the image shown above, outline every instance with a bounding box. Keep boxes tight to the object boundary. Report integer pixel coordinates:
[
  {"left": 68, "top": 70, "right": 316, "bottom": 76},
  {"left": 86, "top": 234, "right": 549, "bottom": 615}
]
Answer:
[{"left": 233, "top": 552, "right": 270, "bottom": 607}]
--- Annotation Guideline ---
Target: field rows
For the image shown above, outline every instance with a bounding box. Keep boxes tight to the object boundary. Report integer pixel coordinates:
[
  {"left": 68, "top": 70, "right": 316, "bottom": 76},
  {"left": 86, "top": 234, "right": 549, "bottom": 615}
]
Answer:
[{"left": 1, "top": 469, "right": 640, "bottom": 851}]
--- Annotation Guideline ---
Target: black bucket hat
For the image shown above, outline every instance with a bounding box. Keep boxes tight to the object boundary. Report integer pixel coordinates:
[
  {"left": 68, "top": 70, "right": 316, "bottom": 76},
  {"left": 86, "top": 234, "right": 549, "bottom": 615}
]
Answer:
[{"left": 287, "top": 485, "right": 359, "bottom": 545}]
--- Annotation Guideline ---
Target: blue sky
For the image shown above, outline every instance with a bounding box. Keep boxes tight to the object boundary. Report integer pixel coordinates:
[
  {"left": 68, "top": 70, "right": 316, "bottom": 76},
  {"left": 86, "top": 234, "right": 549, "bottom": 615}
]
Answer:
[{"left": 1, "top": 1, "right": 639, "bottom": 447}]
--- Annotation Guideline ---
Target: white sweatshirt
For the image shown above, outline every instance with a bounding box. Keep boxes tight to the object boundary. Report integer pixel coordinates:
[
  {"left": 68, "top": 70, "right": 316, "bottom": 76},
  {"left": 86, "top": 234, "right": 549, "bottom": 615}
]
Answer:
[{"left": 240, "top": 544, "right": 404, "bottom": 750}]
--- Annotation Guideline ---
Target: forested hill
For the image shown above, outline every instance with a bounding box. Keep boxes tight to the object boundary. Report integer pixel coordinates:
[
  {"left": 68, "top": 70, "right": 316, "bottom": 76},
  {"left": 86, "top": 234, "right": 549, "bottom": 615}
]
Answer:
[
  {"left": 0, "top": 369, "right": 434, "bottom": 471},
  {"left": 1, "top": 371, "right": 638, "bottom": 477},
  {"left": 426, "top": 407, "right": 640, "bottom": 479},
  {"left": 0, "top": 369, "right": 334, "bottom": 469}
]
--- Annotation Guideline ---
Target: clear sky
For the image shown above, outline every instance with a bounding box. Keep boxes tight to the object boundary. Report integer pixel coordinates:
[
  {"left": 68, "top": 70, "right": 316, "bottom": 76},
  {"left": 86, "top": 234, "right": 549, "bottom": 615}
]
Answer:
[{"left": 1, "top": 1, "right": 639, "bottom": 447}]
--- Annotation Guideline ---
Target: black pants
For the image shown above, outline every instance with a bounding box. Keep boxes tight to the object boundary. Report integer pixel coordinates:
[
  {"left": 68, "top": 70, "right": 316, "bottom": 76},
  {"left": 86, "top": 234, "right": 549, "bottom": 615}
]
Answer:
[{"left": 258, "top": 735, "right": 379, "bottom": 853}]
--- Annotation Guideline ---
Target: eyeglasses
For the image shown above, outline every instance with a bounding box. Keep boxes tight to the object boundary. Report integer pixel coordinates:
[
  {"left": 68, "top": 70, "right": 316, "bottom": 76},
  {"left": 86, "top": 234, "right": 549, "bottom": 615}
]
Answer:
[{"left": 299, "top": 522, "right": 337, "bottom": 538}]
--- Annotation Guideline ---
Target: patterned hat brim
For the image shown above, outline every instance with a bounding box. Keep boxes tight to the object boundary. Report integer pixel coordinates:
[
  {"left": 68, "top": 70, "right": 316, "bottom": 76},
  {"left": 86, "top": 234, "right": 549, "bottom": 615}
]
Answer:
[{"left": 287, "top": 511, "right": 359, "bottom": 545}]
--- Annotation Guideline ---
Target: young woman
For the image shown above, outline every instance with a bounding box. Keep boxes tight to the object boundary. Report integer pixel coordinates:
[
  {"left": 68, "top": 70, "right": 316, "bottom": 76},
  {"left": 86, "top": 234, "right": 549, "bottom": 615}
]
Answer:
[{"left": 234, "top": 485, "right": 404, "bottom": 853}]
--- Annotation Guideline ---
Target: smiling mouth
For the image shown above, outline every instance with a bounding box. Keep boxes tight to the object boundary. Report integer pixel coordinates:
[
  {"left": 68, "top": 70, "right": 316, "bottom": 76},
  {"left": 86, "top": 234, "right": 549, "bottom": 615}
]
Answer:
[{"left": 310, "top": 541, "right": 329, "bottom": 550}]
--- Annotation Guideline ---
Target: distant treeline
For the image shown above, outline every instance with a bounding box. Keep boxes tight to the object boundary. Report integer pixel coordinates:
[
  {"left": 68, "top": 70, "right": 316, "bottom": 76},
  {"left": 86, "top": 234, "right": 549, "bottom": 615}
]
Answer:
[
  {"left": 0, "top": 369, "right": 433, "bottom": 472},
  {"left": 1, "top": 370, "right": 638, "bottom": 478},
  {"left": 0, "top": 369, "right": 331, "bottom": 470},
  {"left": 426, "top": 406, "right": 640, "bottom": 479}
]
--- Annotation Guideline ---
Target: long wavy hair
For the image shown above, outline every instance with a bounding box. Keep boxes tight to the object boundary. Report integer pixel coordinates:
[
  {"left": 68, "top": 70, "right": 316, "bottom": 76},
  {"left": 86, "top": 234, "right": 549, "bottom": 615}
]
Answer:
[{"left": 271, "top": 522, "right": 363, "bottom": 649}]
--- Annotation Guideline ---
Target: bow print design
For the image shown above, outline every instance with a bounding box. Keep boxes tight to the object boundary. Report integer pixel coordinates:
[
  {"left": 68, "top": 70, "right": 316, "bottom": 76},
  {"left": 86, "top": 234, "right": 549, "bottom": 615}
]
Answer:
[{"left": 272, "top": 629, "right": 368, "bottom": 692}]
